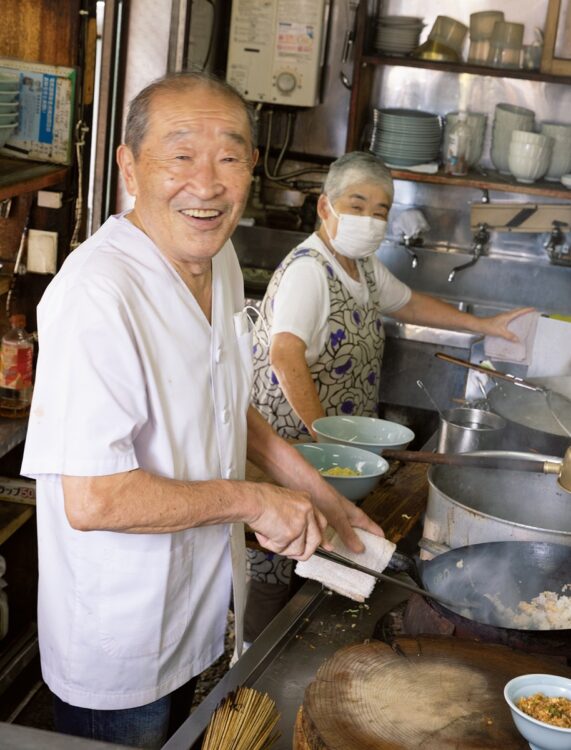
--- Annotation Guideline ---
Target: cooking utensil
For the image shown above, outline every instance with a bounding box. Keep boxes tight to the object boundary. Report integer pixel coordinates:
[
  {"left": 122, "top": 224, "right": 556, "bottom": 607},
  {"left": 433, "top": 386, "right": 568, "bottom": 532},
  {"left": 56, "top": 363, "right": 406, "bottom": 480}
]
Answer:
[
  {"left": 423, "top": 451, "right": 571, "bottom": 554},
  {"left": 437, "top": 407, "right": 506, "bottom": 453},
  {"left": 435, "top": 352, "right": 571, "bottom": 446},
  {"left": 382, "top": 448, "right": 564, "bottom": 474},
  {"left": 313, "top": 547, "right": 474, "bottom": 610},
  {"left": 418, "top": 540, "right": 571, "bottom": 633},
  {"left": 416, "top": 378, "right": 445, "bottom": 418}
]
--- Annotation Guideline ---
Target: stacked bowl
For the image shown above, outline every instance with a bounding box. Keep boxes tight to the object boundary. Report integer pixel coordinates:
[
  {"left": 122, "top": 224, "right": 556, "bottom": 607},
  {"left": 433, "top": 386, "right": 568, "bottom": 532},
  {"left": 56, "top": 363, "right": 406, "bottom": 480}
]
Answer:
[
  {"left": 0, "top": 72, "right": 19, "bottom": 149},
  {"left": 508, "top": 130, "right": 553, "bottom": 183},
  {"left": 443, "top": 111, "right": 487, "bottom": 167},
  {"left": 540, "top": 121, "right": 571, "bottom": 181},
  {"left": 370, "top": 107, "right": 442, "bottom": 167},
  {"left": 490, "top": 103, "right": 535, "bottom": 174},
  {"left": 374, "top": 15, "right": 424, "bottom": 56}
]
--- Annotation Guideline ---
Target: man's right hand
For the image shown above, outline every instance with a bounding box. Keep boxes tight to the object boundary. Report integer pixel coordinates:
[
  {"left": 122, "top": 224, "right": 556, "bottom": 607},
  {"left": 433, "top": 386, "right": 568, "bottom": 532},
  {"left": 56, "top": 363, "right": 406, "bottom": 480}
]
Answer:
[{"left": 246, "top": 483, "right": 328, "bottom": 561}]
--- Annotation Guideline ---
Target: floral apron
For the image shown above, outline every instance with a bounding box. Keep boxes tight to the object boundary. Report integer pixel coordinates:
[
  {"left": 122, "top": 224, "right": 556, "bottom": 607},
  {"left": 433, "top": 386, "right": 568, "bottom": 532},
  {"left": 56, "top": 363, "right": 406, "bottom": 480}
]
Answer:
[{"left": 246, "top": 246, "right": 385, "bottom": 601}]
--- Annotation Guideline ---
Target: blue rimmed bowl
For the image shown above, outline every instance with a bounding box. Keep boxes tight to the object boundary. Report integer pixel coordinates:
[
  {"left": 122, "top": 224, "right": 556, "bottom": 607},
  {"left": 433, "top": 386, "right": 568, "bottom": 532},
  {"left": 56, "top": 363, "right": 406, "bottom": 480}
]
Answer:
[{"left": 293, "top": 442, "right": 389, "bottom": 502}]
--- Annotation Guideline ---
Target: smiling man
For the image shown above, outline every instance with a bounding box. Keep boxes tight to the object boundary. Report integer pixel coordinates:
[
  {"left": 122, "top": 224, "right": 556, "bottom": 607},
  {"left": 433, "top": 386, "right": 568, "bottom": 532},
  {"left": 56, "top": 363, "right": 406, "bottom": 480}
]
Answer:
[{"left": 21, "top": 73, "right": 383, "bottom": 748}]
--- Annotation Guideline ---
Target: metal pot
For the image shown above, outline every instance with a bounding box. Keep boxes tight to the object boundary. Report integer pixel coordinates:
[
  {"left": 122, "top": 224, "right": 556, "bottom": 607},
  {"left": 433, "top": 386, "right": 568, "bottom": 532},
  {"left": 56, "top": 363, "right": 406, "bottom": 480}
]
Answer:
[
  {"left": 487, "top": 376, "right": 571, "bottom": 456},
  {"left": 422, "top": 451, "right": 571, "bottom": 558},
  {"left": 437, "top": 407, "right": 506, "bottom": 453}
]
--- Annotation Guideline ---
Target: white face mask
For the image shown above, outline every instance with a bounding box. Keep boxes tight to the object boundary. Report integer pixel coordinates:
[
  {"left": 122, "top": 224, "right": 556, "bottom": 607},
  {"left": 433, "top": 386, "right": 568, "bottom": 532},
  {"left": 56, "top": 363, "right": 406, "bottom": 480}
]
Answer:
[{"left": 324, "top": 199, "right": 388, "bottom": 260}]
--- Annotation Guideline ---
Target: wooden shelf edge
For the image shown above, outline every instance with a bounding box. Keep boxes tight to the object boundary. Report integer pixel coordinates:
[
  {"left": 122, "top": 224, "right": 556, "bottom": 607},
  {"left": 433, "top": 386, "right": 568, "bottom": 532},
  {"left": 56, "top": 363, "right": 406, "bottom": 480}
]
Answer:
[
  {"left": 0, "top": 157, "right": 69, "bottom": 201},
  {"left": 361, "top": 54, "right": 571, "bottom": 84},
  {"left": 0, "top": 502, "right": 34, "bottom": 547},
  {"left": 389, "top": 167, "right": 571, "bottom": 199}
]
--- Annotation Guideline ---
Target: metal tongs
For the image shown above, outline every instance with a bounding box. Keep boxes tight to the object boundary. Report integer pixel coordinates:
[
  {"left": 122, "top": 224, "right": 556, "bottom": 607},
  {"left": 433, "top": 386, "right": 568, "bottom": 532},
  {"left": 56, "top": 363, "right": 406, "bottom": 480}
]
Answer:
[{"left": 313, "top": 547, "right": 476, "bottom": 610}]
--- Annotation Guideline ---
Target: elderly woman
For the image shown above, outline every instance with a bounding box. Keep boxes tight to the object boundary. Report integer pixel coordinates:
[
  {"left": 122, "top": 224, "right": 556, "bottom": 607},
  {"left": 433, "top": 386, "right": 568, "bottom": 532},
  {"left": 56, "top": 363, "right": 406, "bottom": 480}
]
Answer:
[{"left": 244, "top": 151, "right": 531, "bottom": 644}]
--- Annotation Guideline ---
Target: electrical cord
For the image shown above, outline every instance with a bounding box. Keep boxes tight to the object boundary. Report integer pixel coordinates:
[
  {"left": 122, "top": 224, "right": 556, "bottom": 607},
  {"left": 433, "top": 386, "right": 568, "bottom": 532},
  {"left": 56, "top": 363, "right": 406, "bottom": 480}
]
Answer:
[{"left": 70, "top": 120, "right": 90, "bottom": 250}]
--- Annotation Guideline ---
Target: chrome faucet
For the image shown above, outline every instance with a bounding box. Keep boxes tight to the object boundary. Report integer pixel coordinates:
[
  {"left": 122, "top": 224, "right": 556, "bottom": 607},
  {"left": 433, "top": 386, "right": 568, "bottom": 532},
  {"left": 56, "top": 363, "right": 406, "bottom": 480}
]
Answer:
[
  {"left": 448, "top": 223, "right": 490, "bottom": 283},
  {"left": 543, "top": 220, "right": 571, "bottom": 266},
  {"left": 399, "top": 234, "right": 421, "bottom": 269}
]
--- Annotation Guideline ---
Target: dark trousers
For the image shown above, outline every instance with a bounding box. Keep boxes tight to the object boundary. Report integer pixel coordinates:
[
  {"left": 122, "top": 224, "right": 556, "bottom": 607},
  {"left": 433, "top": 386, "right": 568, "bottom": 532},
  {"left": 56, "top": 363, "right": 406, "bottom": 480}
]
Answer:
[{"left": 52, "top": 676, "right": 198, "bottom": 749}]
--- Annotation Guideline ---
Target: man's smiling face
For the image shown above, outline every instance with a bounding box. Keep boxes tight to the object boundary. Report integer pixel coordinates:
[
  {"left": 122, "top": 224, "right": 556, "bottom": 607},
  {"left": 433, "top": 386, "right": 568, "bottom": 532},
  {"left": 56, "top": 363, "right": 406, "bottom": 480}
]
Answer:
[{"left": 118, "top": 84, "right": 258, "bottom": 267}]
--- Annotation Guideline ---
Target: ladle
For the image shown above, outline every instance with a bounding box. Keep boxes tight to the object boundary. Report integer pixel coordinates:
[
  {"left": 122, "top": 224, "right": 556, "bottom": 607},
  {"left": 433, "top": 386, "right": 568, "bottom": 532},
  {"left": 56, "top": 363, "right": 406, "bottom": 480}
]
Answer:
[
  {"left": 382, "top": 446, "right": 571, "bottom": 493},
  {"left": 416, "top": 378, "right": 445, "bottom": 418}
]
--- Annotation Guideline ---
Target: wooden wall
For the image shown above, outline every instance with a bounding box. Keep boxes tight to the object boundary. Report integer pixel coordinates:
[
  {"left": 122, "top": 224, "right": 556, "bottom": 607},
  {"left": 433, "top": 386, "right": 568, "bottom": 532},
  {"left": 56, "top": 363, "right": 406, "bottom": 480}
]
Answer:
[{"left": 0, "top": 0, "right": 81, "bottom": 68}]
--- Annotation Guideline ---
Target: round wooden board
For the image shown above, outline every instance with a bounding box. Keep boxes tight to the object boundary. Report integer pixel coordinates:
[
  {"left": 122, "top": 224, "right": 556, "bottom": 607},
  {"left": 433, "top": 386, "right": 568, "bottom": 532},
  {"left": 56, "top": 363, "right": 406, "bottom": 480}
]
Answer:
[{"left": 295, "top": 636, "right": 571, "bottom": 749}]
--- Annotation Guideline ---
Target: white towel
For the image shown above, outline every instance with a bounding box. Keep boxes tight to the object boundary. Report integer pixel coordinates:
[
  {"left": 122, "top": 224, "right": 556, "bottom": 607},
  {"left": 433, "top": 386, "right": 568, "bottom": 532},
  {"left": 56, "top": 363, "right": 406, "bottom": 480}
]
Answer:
[
  {"left": 295, "top": 528, "right": 396, "bottom": 602},
  {"left": 484, "top": 311, "right": 540, "bottom": 364}
]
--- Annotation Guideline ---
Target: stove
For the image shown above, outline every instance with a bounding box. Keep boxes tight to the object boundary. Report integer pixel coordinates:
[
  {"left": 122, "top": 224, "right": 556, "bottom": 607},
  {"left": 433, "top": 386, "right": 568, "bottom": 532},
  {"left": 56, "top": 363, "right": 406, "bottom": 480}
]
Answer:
[{"left": 373, "top": 594, "right": 571, "bottom": 662}]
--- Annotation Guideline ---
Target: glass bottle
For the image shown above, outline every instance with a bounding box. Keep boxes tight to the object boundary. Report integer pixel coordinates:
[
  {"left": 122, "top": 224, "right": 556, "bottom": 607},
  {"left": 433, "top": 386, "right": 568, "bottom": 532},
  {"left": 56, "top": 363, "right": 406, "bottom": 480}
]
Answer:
[
  {"left": 0, "top": 314, "right": 34, "bottom": 415},
  {"left": 444, "top": 111, "right": 471, "bottom": 176}
]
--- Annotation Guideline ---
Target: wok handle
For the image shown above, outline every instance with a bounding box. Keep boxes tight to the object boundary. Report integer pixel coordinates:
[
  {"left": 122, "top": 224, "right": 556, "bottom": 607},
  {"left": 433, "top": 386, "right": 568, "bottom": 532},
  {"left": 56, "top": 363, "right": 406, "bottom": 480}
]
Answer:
[
  {"left": 434, "top": 352, "right": 544, "bottom": 392},
  {"left": 382, "top": 449, "right": 558, "bottom": 474}
]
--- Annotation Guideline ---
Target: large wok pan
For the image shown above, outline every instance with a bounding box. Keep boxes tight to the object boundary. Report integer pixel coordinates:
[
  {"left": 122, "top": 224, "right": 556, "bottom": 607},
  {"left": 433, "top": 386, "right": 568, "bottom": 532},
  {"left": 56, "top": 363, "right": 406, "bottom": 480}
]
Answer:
[
  {"left": 417, "top": 540, "right": 570, "bottom": 637},
  {"left": 488, "top": 375, "right": 571, "bottom": 455},
  {"left": 435, "top": 353, "right": 571, "bottom": 455}
]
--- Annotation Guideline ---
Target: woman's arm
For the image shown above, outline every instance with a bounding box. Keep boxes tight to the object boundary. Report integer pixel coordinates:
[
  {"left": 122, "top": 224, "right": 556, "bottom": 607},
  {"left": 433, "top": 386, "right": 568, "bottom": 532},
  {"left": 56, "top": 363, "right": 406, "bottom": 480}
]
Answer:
[
  {"left": 391, "top": 291, "right": 534, "bottom": 341},
  {"left": 269, "top": 331, "right": 326, "bottom": 438}
]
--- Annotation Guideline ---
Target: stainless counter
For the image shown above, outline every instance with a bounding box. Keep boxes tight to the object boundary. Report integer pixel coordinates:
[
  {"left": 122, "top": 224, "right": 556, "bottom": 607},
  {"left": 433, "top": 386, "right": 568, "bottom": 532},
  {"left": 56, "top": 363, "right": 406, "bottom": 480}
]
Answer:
[{"left": 165, "top": 579, "right": 409, "bottom": 750}]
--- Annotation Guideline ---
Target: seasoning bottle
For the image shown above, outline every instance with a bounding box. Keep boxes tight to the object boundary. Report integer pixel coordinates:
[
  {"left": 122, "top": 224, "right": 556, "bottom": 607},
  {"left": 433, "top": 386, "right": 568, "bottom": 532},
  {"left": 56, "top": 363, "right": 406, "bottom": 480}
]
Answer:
[
  {"left": 444, "top": 111, "right": 471, "bottom": 176},
  {"left": 0, "top": 314, "right": 34, "bottom": 415}
]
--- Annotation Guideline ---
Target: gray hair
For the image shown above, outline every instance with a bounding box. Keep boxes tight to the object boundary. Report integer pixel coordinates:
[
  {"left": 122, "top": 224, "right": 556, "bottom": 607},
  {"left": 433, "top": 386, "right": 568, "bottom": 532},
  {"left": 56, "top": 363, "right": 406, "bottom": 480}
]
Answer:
[
  {"left": 323, "top": 151, "right": 394, "bottom": 204},
  {"left": 124, "top": 71, "right": 257, "bottom": 158}
]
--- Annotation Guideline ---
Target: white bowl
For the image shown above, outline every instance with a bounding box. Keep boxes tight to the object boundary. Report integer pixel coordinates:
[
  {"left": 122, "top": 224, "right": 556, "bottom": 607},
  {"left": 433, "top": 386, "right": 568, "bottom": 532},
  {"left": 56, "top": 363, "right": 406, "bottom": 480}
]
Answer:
[
  {"left": 504, "top": 674, "right": 571, "bottom": 750},
  {"left": 293, "top": 442, "right": 389, "bottom": 502},
  {"left": 312, "top": 416, "right": 415, "bottom": 454},
  {"left": 508, "top": 149, "right": 551, "bottom": 183},
  {"left": 0, "top": 124, "right": 16, "bottom": 148},
  {"left": 511, "top": 130, "right": 552, "bottom": 147},
  {"left": 561, "top": 173, "right": 571, "bottom": 188}
]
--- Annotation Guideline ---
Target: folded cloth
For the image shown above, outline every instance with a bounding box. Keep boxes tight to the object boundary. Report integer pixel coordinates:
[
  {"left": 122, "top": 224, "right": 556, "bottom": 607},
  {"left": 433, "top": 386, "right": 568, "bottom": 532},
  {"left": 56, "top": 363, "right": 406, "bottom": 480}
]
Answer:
[
  {"left": 484, "top": 310, "right": 540, "bottom": 364},
  {"left": 295, "top": 528, "right": 396, "bottom": 602},
  {"left": 385, "top": 161, "right": 439, "bottom": 174}
]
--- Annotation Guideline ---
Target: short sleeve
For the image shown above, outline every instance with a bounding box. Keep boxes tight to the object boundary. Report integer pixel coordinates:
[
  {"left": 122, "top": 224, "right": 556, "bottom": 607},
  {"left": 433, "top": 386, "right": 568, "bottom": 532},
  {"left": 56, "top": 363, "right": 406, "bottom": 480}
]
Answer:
[
  {"left": 372, "top": 257, "right": 412, "bottom": 314},
  {"left": 22, "top": 278, "right": 147, "bottom": 478},
  {"left": 272, "top": 259, "right": 330, "bottom": 353}
]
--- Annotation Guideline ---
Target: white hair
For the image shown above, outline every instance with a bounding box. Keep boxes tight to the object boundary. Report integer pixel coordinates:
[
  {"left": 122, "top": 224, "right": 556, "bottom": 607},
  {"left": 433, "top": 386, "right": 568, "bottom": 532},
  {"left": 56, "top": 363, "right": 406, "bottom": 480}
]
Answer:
[{"left": 323, "top": 151, "right": 394, "bottom": 204}]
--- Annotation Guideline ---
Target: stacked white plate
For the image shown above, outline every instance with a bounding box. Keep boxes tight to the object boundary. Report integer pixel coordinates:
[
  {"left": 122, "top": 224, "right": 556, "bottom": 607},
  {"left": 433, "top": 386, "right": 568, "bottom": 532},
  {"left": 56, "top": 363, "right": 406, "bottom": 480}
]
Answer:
[
  {"left": 374, "top": 15, "right": 424, "bottom": 56},
  {"left": 0, "top": 72, "right": 19, "bottom": 149},
  {"left": 370, "top": 108, "right": 442, "bottom": 167}
]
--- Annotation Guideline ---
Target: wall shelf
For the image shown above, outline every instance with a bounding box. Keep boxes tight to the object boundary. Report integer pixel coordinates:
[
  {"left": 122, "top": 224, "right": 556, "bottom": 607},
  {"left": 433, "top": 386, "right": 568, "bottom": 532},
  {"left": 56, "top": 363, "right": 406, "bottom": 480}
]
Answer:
[
  {"left": 0, "top": 157, "right": 69, "bottom": 201},
  {"left": 389, "top": 166, "right": 571, "bottom": 199},
  {"left": 360, "top": 54, "right": 571, "bottom": 85}
]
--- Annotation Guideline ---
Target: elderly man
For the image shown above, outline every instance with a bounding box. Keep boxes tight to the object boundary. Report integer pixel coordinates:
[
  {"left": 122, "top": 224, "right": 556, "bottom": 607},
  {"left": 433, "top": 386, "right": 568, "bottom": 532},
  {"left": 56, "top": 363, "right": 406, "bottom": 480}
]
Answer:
[{"left": 21, "top": 73, "right": 382, "bottom": 748}]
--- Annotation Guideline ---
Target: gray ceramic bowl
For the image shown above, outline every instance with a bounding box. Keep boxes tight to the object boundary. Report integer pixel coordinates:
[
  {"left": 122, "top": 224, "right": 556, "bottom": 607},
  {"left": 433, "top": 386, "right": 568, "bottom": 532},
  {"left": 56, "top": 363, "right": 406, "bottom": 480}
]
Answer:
[
  {"left": 293, "top": 442, "right": 389, "bottom": 502},
  {"left": 504, "top": 674, "right": 571, "bottom": 750},
  {"left": 312, "top": 415, "right": 415, "bottom": 454}
]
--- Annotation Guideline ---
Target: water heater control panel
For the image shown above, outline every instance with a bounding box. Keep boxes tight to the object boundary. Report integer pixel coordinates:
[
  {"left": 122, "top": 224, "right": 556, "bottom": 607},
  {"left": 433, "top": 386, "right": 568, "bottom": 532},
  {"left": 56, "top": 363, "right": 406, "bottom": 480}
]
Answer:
[{"left": 226, "top": 0, "right": 329, "bottom": 108}]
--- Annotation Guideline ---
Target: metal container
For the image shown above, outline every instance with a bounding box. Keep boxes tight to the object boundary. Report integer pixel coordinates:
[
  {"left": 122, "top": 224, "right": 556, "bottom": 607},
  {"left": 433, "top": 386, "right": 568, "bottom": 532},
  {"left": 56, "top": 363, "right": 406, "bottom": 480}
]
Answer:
[
  {"left": 421, "top": 451, "right": 571, "bottom": 558},
  {"left": 437, "top": 407, "right": 506, "bottom": 453}
]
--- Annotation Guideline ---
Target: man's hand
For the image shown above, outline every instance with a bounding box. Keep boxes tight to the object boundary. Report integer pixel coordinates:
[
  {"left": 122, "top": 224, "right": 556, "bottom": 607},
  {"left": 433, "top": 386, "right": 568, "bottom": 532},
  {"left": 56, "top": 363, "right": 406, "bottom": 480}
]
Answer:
[{"left": 246, "top": 483, "right": 328, "bottom": 560}]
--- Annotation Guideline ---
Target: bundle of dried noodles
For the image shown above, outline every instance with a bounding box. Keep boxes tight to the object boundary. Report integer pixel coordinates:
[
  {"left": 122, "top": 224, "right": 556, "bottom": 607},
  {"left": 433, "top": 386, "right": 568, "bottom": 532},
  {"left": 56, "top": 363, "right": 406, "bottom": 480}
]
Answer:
[{"left": 201, "top": 686, "right": 280, "bottom": 750}]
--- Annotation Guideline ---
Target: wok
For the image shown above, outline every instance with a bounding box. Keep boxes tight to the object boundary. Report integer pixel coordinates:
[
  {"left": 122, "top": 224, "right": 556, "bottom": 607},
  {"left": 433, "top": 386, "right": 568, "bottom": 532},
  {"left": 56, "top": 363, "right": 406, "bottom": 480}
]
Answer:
[
  {"left": 435, "top": 353, "right": 571, "bottom": 455},
  {"left": 415, "top": 540, "right": 571, "bottom": 635},
  {"left": 488, "top": 376, "right": 571, "bottom": 455}
]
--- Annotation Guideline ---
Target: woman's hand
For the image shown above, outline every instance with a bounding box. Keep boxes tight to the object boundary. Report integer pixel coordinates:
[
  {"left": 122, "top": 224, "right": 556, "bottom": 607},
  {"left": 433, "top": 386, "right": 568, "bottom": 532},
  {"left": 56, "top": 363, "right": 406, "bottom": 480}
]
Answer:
[{"left": 477, "top": 306, "right": 535, "bottom": 341}]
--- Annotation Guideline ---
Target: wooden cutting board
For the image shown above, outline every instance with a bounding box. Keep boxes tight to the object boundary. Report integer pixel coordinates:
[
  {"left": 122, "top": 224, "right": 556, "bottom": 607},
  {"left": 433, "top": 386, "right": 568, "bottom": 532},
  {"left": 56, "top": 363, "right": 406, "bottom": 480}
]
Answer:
[{"left": 294, "top": 636, "right": 571, "bottom": 749}]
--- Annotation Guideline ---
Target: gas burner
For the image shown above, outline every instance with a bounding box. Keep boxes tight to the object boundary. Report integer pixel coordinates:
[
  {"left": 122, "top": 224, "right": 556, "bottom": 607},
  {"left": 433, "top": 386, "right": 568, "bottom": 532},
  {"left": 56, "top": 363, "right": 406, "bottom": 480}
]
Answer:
[{"left": 373, "top": 594, "right": 570, "bottom": 664}]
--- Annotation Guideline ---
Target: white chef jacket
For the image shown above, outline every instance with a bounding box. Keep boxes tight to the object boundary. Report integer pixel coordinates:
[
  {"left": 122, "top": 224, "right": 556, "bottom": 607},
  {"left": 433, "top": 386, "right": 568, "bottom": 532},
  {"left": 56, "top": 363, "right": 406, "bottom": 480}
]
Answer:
[{"left": 21, "top": 213, "right": 253, "bottom": 710}]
